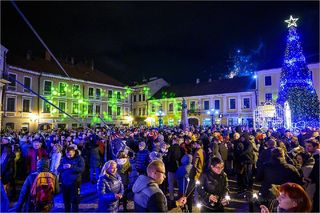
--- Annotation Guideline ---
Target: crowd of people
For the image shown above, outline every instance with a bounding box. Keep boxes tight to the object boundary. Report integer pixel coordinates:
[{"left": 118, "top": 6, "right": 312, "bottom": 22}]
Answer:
[{"left": 0, "top": 124, "right": 319, "bottom": 212}]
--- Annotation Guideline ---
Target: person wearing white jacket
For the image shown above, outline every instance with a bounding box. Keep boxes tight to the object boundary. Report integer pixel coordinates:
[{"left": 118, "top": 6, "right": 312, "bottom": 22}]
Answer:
[{"left": 50, "top": 144, "right": 62, "bottom": 176}]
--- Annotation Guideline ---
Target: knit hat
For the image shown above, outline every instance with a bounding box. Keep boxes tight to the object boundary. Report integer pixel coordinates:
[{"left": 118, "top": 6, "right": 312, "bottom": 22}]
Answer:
[{"left": 37, "top": 158, "right": 50, "bottom": 172}]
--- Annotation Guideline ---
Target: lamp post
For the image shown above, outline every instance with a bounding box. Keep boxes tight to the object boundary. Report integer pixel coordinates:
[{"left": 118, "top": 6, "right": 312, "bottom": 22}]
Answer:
[
  {"left": 207, "top": 109, "right": 219, "bottom": 127},
  {"left": 156, "top": 110, "right": 165, "bottom": 127}
]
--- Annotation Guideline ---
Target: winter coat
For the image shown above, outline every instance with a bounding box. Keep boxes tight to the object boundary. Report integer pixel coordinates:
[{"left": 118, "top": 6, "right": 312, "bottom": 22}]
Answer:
[
  {"left": 50, "top": 152, "right": 62, "bottom": 176},
  {"left": 166, "top": 143, "right": 181, "bottom": 172},
  {"left": 256, "top": 158, "right": 302, "bottom": 200},
  {"left": 135, "top": 149, "right": 149, "bottom": 173},
  {"left": 176, "top": 154, "right": 193, "bottom": 195},
  {"left": 117, "top": 159, "right": 131, "bottom": 187},
  {"left": 88, "top": 142, "right": 101, "bottom": 168},
  {"left": 97, "top": 172, "right": 124, "bottom": 212},
  {"left": 132, "top": 175, "right": 168, "bottom": 212},
  {"left": 58, "top": 153, "right": 85, "bottom": 186},
  {"left": 191, "top": 148, "right": 205, "bottom": 180},
  {"left": 197, "top": 169, "right": 229, "bottom": 211},
  {"left": 26, "top": 148, "right": 48, "bottom": 174},
  {"left": 1, "top": 180, "right": 9, "bottom": 212},
  {"left": 256, "top": 148, "right": 273, "bottom": 170},
  {"left": 0, "top": 152, "right": 15, "bottom": 185},
  {"left": 300, "top": 157, "right": 316, "bottom": 200},
  {"left": 218, "top": 142, "right": 228, "bottom": 161},
  {"left": 234, "top": 140, "right": 254, "bottom": 165}
]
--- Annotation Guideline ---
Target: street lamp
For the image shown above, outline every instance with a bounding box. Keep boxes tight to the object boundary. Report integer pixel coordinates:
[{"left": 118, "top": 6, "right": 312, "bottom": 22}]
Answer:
[
  {"left": 207, "top": 109, "right": 219, "bottom": 127},
  {"left": 156, "top": 110, "right": 165, "bottom": 127}
]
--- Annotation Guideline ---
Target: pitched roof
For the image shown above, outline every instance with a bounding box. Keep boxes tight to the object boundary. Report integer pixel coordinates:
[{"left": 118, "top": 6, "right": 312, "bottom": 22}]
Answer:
[
  {"left": 151, "top": 76, "right": 256, "bottom": 99},
  {"left": 6, "top": 53, "right": 125, "bottom": 87}
]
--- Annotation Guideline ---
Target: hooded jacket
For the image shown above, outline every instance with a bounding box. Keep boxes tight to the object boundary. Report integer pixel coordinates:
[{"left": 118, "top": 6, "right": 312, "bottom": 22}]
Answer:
[
  {"left": 176, "top": 154, "right": 193, "bottom": 195},
  {"left": 132, "top": 175, "right": 167, "bottom": 212}
]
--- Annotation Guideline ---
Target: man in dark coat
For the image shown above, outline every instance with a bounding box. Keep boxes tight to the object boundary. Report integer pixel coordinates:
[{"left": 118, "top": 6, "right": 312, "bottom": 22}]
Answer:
[
  {"left": 58, "top": 146, "right": 85, "bottom": 212},
  {"left": 256, "top": 147, "right": 302, "bottom": 207},
  {"left": 165, "top": 136, "right": 181, "bottom": 201},
  {"left": 305, "top": 139, "right": 319, "bottom": 212}
]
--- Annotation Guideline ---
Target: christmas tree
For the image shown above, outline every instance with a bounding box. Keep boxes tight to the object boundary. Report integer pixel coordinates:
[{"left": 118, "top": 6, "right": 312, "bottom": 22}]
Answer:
[{"left": 277, "top": 15, "right": 320, "bottom": 127}]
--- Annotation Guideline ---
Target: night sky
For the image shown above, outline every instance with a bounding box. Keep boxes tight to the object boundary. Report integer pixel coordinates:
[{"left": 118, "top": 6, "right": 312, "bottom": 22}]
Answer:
[{"left": 1, "top": 1, "right": 319, "bottom": 85}]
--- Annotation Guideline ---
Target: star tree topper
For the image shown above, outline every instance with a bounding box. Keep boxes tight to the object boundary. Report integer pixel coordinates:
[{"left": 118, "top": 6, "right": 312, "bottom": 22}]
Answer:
[{"left": 285, "top": 15, "right": 299, "bottom": 28}]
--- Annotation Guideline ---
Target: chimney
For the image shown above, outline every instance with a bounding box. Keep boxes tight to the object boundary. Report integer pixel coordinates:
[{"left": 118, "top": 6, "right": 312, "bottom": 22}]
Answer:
[
  {"left": 26, "top": 50, "right": 32, "bottom": 60},
  {"left": 45, "top": 50, "right": 51, "bottom": 61},
  {"left": 71, "top": 57, "right": 75, "bottom": 65},
  {"left": 196, "top": 78, "right": 200, "bottom": 84}
]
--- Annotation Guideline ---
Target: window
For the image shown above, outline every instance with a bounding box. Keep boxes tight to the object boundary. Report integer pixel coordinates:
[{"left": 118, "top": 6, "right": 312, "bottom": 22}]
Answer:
[
  {"left": 151, "top": 104, "right": 155, "bottom": 112},
  {"left": 88, "top": 104, "right": 93, "bottom": 114},
  {"left": 214, "top": 100, "right": 220, "bottom": 110},
  {"left": 229, "top": 98, "right": 236, "bottom": 110},
  {"left": 108, "top": 90, "right": 113, "bottom": 99},
  {"left": 204, "top": 101, "right": 209, "bottom": 110},
  {"left": 116, "top": 91, "right": 121, "bottom": 100},
  {"left": 133, "top": 108, "right": 136, "bottom": 116},
  {"left": 139, "top": 94, "right": 142, "bottom": 102},
  {"left": 265, "top": 93, "right": 273, "bottom": 101},
  {"left": 124, "top": 107, "right": 129, "bottom": 116},
  {"left": 96, "top": 88, "right": 101, "bottom": 100},
  {"left": 96, "top": 105, "right": 101, "bottom": 114},
  {"left": 143, "top": 94, "right": 146, "bottom": 101},
  {"left": 72, "top": 103, "right": 79, "bottom": 114},
  {"left": 59, "top": 82, "right": 67, "bottom": 96},
  {"left": 88, "top": 88, "right": 94, "bottom": 98},
  {"left": 22, "top": 99, "right": 31, "bottom": 112},
  {"left": 133, "top": 95, "right": 137, "bottom": 102},
  {"left": 24, "top": 77, "right": 31, "bottom": 92},
  {"left": 243, "top": 98, "right": 250, "bottom": 109},
  {"left": 139, "top": 108, "right": 142, "bottom": 116},
  {"left": 7, "top": 74, "right": 16, "bottom": 91},
  {"left": 5, "top": 123, "right": 14, "bottom": 130},
  {"left": 44, "top": 81, "right": 52, "bottom": 95},
  {"left": 169, "top": 103, "right": 174, "bottom": 112},
  {"left": 108, "top": 106, "right": 112, "bottom": 116},
  {"left": 190, "top": 101, "right": 196, "bottom": 111},
  {"left": 265, "top": 76, "right": 272, "bottom": 86},
  {"left": 43, "top": 102, "right": 50, "bottom": 113},
  {"left": 72, "top": 85, "right": 80, "bottom": 98},
  {"left": 58, "top": 101, "right": 66, "bottom": 114},
  {"left": 177, "top": 102, "right": 182, "bottom": 111},
  {"left": 117, "top": 106, "right": 121, "bottom": 116},
  {"left": 6, "top": 97, "right": 15, "bottom": 112},
  {"left": 142, "top": 108, "right": 145, "bottom": 115},
  {"left": 72, "top": 123, "right": 78, "bottom": 129}
]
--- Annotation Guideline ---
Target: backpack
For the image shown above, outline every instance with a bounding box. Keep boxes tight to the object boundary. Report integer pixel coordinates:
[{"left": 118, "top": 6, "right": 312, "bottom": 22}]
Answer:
[{"left": 30, "top": 172, "right": 56, "bottom": 212}]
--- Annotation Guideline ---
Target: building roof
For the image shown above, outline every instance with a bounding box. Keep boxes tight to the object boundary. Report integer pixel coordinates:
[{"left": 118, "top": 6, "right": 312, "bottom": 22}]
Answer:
[
  {"left": 6, "top": 53, "right": 125, "bottom": 87},
  {"left": 151, "top": 76, "right": 256, "bottom": 99}
]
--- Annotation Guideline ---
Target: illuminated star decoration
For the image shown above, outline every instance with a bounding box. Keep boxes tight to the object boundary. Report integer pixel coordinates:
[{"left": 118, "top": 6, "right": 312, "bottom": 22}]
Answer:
[{"left": 285, "top": 15, "right": 299, "bottom": 28}]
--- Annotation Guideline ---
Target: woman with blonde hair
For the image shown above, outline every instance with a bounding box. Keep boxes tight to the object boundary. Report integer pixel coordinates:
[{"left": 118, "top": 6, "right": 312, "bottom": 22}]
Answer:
[
  {"left": 50, "top": 144, "right": 62, "bottom": 176},
  {"left": 97, "top": 160, "right": 124, "bottom": 212}
]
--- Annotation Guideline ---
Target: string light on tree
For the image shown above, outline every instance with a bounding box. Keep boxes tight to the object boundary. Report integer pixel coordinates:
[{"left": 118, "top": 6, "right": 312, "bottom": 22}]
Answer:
[{"left": 277, "top": 15, "right": 320, "bottom": 127}]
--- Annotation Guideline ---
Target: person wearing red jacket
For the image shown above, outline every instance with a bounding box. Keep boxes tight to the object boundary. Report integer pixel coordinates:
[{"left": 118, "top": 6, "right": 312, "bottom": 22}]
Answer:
[{"left": 26, "top": 139, "right": 48, "bottom": 174}]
